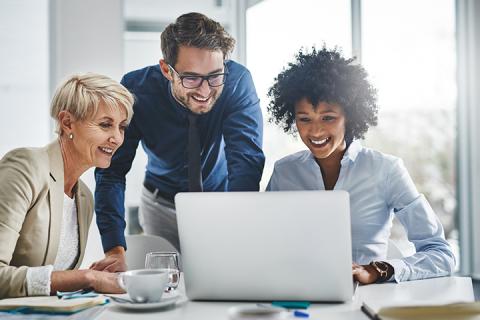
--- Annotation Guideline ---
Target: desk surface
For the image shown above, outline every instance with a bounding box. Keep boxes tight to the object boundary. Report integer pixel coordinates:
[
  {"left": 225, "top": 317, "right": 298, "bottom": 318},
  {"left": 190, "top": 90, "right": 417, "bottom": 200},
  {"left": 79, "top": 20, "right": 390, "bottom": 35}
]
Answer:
[{"left": 98, "top": 276, "right": 474, "bottom": 320}]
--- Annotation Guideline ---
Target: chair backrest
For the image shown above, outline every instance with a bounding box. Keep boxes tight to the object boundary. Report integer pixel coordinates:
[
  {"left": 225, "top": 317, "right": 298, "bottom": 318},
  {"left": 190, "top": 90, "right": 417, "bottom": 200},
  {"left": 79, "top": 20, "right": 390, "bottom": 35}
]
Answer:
[{"left": 125, "top": 234, "right": 177, "bottom": 270}]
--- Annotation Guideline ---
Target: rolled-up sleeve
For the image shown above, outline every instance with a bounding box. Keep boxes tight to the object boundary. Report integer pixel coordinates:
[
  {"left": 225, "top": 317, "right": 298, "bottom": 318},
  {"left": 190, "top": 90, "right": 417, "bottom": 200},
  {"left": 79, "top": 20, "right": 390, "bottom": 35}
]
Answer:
[
  {"left": 26, "top": 265, "right": 54, "bottom": 296},
  {"left": 222, "top": 68, "right": 265, "bottom": 191},
  {"left": 384, "top": 159, "right": 455, "bottom": 282}
]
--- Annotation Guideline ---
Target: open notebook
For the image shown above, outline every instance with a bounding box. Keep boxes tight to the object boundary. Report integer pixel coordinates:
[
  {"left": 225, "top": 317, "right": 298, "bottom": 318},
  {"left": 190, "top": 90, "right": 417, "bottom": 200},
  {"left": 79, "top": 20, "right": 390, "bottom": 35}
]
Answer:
[
  {"left": 361, "top": 301, "right": 480, "bottom": 320},
  {"left": 359, "top": 277, "right": 476, "bottom": 320},
  {"left": 0, "top": 295, "right": 107, "bottom": 314}
]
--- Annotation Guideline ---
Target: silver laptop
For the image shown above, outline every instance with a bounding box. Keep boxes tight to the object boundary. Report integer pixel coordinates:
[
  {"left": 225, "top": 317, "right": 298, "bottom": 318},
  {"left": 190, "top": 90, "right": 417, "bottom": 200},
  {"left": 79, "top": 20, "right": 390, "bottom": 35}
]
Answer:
[{"left": 175, "top": 191, "right": 353, "bottom": 302}]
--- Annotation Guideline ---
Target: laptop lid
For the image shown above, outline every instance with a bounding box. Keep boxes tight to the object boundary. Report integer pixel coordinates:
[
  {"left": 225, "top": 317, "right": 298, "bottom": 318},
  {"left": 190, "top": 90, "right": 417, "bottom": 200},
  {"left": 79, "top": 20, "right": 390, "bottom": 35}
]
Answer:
[{"left": 175, "top": 191, "right": 353, "bottom": 302}]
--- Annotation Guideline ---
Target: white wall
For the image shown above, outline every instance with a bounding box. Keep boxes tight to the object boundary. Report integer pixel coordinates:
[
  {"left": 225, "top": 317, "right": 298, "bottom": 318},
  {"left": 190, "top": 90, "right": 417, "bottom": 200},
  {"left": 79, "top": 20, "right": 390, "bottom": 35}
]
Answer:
[
  {"left": 49, "top": 0, "right": 125, "bottom": 266},
  {"left": 124, "top": 0, "right": 246, "bottom": 63},
  {"left": 124, "top": 0, "right": 231, "bottom": 24},
  {"left": 49, "top": 0, "right": 125, "bottom": 85},
  {"left": 0, "top": 0, "right": 50, "bottom": 156},
  {"left": 49, "top": 0, "right": 125, "bottom": 191}
]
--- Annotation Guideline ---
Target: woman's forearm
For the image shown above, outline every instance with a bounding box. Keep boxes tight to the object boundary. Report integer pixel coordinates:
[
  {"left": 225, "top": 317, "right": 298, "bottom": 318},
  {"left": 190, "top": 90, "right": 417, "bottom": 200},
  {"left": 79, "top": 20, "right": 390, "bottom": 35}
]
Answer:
[
  {"left": 50, "top": 269, "right": 92, "bottom": 294},
  {"left": 50, "top": 269, "right": 123, "bottom": 294}
]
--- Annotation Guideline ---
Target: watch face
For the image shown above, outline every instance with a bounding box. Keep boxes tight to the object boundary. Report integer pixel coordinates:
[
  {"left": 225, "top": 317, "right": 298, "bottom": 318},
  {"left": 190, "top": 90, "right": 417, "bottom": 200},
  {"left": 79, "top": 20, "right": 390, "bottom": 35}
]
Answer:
[
  {"left": 374, "top": 261, "right": 389, "bottom": 272},
  {"left": 370, "top": 261, "right": 393, "bottom": 283}
]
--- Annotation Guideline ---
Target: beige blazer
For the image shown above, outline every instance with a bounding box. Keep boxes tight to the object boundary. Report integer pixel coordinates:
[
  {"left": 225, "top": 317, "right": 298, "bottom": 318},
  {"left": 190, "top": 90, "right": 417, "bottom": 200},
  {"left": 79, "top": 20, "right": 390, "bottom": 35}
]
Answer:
[{"left": 0, "top": 141, "right": 93, "bottom": 298}]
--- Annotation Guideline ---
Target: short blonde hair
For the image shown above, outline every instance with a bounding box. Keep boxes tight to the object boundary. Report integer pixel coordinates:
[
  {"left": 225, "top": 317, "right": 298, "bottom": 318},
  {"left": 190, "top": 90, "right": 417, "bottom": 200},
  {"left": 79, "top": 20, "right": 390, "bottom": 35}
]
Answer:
[{"left": 50, "top": 73, "right": 134, "bottom": 134}]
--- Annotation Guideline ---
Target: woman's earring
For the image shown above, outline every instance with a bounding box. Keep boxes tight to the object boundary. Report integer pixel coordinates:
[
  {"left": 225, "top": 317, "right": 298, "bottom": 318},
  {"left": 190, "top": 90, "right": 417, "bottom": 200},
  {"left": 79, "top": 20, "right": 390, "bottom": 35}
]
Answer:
[{"left": 68, "top": 133, "right": 74, "bottom": 140}]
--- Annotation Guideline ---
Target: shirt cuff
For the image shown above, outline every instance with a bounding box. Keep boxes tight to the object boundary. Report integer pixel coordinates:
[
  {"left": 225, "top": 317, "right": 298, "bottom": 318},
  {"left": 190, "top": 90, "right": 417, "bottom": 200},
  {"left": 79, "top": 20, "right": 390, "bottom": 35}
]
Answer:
[
  {"left": 385, "top": 258, "right": 409, "bottom": 282},
  {"left": 101, "top": 228, "right": 127, "bottom": 252},
  {"left": 26, "top": 265, "right": 54, "bottom": 296}
]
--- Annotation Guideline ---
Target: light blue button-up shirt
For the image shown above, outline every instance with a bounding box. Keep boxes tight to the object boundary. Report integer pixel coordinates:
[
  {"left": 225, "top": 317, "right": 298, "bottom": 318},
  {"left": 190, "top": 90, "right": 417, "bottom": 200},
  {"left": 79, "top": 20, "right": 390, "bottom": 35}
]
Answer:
[{"left": 266, "top": 140, "right": 455, "bottom": 282}]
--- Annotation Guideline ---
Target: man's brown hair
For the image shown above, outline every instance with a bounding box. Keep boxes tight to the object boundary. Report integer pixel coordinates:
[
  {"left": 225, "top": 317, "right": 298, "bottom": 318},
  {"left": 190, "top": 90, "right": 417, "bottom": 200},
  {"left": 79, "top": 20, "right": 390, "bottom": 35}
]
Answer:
[{"left": 161, "top": 12, "right": 235, "bottom": 66}]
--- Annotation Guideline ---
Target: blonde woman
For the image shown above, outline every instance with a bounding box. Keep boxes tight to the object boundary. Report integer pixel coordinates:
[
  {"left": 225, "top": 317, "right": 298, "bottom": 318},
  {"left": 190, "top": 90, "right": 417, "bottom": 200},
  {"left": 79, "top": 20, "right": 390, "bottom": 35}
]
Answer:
[{"left": 0, "top": 73, "right": 134, "bottom": 298}]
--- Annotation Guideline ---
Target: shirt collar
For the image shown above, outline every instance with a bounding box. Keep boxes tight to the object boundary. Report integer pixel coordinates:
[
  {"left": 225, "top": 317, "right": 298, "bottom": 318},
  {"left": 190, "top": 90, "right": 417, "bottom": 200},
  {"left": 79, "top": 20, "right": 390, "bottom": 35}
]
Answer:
[
  {"left": 307, "top": 139, "right": 363, "bottom": 166},
  {"left": 342, "top": 140, "right": 362, "bottom": 163}
]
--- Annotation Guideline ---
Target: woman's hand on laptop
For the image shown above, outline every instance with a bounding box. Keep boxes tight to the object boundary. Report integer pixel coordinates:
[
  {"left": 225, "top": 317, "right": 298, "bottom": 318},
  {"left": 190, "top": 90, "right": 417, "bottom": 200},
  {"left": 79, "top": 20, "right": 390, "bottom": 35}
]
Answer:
[{"left": 352, "top": 263, "right": 379, "bottom": 284}]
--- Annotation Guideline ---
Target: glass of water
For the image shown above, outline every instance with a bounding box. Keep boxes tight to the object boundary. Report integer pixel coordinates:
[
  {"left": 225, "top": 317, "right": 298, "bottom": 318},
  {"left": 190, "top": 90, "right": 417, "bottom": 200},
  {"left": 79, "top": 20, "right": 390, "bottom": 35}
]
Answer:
[{"left": 145, "top": 252, "right": 180, "bottom": 291}]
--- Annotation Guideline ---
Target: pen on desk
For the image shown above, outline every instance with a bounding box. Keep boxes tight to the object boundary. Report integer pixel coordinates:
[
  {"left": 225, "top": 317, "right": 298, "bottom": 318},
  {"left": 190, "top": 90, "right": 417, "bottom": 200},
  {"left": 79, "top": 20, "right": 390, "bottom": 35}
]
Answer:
[
  {"left": 360, "top": 302, "right": 381, "bottom": 320},
  {"left": 292, "top": 310, "right": 309, "bottom": 318},
  {"left": 57, "top": 287, "right": 94, "bottom": 299},
  {"left": 257, "top": 303, "right": 310, "bottom": 318},
  {"left": 353, "top": 280, "right": 360, "bottom": 300}
]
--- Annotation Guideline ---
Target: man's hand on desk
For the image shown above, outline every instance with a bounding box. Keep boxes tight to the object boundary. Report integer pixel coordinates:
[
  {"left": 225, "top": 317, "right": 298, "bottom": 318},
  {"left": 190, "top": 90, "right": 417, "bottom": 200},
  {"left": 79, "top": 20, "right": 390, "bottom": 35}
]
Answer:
[
  {"left": 352, "top": 261, "right": 394, "bottom": 284},
  {"left": 352, "top": 263, "right": 379, "bottom": 284},
  {"left": 90, "top": 246, "right": 127, "bottom": 272}
]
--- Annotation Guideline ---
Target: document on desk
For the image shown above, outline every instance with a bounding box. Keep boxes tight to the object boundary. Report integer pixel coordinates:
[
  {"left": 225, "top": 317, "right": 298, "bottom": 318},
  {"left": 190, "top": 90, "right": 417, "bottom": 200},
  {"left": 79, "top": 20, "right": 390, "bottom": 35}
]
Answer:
[
  {"left": 359, "top": 276, "right": 477, "bottom": 320},
  {"left": 361, "top": 301, "right": 480, "bottom": 320},
  {"left": 0, "top": 295, "right": 107, "bottom": 314}
]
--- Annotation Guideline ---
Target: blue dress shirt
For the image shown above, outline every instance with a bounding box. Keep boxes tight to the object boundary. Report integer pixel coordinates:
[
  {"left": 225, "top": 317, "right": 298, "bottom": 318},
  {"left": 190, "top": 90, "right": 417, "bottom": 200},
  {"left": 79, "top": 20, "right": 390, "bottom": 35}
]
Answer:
[
  {"left": 95, "top": 60, "right": 265, "bottom": 251},
  {"left": 267, "top": 140, "right": 455, "bottom": 282}
]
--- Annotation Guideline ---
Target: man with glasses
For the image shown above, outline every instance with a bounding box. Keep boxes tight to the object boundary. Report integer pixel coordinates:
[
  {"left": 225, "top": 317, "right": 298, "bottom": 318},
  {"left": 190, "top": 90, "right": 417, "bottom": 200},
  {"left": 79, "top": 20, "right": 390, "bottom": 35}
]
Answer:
[{"left": 91, "top": 12, "right": 265, "bottom": 271}]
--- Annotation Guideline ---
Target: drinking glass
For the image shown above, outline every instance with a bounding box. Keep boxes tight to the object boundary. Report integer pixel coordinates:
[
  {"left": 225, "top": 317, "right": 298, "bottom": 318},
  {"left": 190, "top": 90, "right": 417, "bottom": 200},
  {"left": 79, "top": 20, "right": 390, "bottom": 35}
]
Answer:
[{"left": 145, "top": 252, "right": 180, "bottom": 291}]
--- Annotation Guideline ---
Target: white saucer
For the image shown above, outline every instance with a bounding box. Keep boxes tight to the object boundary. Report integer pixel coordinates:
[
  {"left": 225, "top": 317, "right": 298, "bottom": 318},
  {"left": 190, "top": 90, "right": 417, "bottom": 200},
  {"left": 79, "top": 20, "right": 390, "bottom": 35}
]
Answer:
[{"left": 108, "top": 292, "right": 181, "bottom": 310}]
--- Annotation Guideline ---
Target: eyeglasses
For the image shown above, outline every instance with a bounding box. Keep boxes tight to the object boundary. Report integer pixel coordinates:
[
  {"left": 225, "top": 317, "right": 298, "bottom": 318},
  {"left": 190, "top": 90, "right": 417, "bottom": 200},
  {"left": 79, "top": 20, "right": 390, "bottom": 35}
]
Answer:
[{"left": 168, "top": 64, "right": 228, "bottom": 89}]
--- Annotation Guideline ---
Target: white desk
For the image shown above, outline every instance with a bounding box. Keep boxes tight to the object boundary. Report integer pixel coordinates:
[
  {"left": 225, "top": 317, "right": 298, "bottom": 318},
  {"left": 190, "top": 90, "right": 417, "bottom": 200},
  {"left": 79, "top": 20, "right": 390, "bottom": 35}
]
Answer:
[{"left": 98, "top": 276, "right": 474, "bottom": 320}]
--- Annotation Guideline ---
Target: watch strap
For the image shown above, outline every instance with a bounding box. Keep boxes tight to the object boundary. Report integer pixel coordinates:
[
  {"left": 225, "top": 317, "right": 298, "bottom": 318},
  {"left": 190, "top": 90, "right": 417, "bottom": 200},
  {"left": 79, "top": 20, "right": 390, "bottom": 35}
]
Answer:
[{"left": 369, "top": 261, "right": 393, "bottom": 283}]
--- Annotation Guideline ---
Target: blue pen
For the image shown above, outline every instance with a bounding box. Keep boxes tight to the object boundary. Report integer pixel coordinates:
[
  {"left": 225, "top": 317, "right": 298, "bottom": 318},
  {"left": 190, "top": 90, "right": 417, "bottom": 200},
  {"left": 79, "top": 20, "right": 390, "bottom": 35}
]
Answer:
[
  {"left": 293, "top": 310, "right": 310, "bottom": 318},
  {"left": 257, "top": 304, "right": 310, "bottom": 318}
]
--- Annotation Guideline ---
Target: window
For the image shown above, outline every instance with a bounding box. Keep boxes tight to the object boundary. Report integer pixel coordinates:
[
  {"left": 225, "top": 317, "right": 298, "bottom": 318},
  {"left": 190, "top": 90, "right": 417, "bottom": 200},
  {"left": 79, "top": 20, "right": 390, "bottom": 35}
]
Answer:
[
  {"left": 247, "top": 0, "right": 351, "bottom": 189},
  {"left": 361, "top": 0, "right": 457, "bottom": 261},
  {"left": 247, "top": 0, "right": 458, "bottom": 265}
]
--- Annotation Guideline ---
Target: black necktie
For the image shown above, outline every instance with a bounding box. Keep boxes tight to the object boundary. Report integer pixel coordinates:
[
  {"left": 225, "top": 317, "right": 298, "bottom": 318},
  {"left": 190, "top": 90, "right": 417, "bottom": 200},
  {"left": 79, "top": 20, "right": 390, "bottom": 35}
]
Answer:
[{"left": 187, "top": 113, "right": 203, "bottom": 192}]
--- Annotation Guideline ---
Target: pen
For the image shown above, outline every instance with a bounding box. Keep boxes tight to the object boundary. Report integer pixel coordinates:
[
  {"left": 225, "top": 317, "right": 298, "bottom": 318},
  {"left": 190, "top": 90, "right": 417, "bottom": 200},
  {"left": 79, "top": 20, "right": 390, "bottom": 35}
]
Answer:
[
  {"left": 57, "top": 287, "right": 95, "bottom": 299},
  {"left": 360, "top": 303, "right": 381, "bottom": 320},
  {"left": 353, "top": 280, "right": 360, "bottom": 300},
  {"left": 257, "top": 303, "right": 310, "bottom": 318}
]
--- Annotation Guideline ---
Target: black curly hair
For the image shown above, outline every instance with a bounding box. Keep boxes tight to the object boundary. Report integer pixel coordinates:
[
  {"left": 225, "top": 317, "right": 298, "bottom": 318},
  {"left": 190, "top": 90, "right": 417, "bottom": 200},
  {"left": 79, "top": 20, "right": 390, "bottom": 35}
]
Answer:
[{"left": 267, "top": 46, "right": 378, "bottom": 142}]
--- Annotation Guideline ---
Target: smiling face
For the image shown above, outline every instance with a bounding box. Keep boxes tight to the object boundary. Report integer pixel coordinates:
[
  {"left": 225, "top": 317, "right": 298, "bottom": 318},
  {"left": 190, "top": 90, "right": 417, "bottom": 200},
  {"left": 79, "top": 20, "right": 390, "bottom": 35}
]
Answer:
[
  {"left": 70, "top": 102, "right": 128, "bottom": 169},
  {"left": 160, "top": 46, "right": 225, "bottom": 114},
  {"left": 295, "top": 99, "right": 347, "bottom": 165}
]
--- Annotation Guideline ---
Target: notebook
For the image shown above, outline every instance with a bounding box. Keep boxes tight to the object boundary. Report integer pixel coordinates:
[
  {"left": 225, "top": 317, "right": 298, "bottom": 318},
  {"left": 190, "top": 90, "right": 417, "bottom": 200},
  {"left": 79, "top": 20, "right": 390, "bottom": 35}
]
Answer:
[
  {"left": 175, "top": 191, "right": 353, "bottom": 302},
  {"left": 359, "top": 277, "right": 475, "bottom": 320},
  {"left": 0, "top": 295, "right": 107, "bottom": 314},
  {"left": 361, "top": 301, "right": 480, "bottom": 320}
]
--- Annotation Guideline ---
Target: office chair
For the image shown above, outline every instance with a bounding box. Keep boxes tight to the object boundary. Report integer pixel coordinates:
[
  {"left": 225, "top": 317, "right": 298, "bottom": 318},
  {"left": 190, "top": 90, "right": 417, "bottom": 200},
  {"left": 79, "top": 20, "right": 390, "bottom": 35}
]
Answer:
[{"left": 125, "top": 234, "right": 177, "bottom": 270}]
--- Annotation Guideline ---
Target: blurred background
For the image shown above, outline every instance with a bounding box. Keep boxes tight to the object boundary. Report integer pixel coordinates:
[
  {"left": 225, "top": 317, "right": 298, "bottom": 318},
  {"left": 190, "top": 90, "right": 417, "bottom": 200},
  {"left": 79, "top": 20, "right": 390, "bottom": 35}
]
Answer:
[{"left": 1, "top": 0, "right": 480, "bottom": 278}]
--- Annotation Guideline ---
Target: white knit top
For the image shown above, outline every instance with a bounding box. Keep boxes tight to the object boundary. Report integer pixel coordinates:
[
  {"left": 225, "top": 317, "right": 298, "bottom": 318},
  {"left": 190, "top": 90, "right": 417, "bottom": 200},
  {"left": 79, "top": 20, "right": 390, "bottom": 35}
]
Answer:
[{"left": 25, "top": 194, "right": 80, "bottom": 295}]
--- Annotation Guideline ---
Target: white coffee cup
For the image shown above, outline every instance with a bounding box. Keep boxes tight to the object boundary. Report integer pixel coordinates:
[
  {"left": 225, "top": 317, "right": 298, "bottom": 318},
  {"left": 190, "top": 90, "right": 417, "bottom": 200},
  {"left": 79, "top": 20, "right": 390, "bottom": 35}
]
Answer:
[{"left": 117, "top": 269, "right": 169, "bottom": 303}]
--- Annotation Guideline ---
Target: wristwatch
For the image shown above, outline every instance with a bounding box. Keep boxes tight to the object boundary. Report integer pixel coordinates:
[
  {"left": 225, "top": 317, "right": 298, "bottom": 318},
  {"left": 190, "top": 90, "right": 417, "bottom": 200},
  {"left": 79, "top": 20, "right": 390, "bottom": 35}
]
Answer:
[{"left": 369, "top": 261, "right": 392, "bottom": 283}]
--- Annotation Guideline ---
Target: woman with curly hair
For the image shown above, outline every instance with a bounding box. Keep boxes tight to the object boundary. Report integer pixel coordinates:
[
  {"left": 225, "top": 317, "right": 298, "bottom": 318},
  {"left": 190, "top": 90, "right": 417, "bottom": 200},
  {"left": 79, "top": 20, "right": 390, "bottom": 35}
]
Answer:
[{"left": 266, "top": 47, "right": 455, "bottom": 285}]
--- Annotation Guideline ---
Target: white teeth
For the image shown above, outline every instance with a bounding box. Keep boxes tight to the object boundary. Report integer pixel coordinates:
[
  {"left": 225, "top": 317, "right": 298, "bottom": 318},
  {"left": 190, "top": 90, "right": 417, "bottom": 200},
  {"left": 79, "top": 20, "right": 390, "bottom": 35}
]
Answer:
[
  {"left": 311, "top": 138, "right": 328, "bottom": 145},
  {"left": 193, "top": 95, "right": 209, "bottom": 102},
  {"left": 100, "top": 147, "right": 113, "bottom": 154}
]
